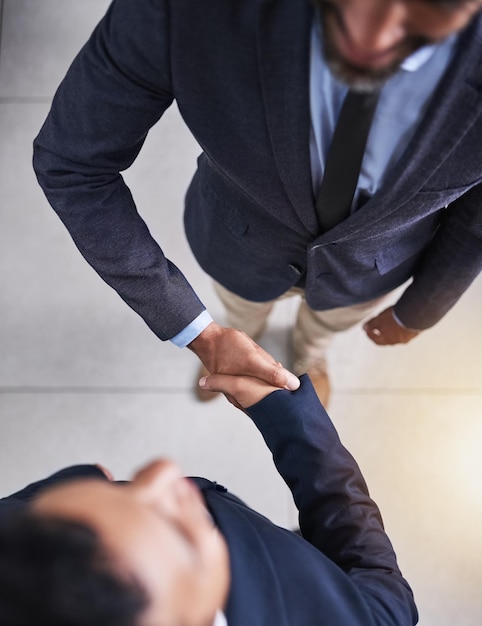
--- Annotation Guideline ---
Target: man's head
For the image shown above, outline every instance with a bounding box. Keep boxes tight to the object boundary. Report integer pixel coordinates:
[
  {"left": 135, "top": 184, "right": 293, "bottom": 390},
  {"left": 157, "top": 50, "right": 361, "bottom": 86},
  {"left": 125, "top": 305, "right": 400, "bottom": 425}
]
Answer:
[
  {"left": 0, "top": 460, "right": 230, "bottom": 626},
  {"left": 314, "top": 0, "right": 482, "bottom": 90}
]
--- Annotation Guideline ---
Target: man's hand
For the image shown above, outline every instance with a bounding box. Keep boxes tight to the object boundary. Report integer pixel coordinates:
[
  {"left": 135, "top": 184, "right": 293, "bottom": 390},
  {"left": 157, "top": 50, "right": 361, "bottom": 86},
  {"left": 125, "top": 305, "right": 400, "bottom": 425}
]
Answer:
[
  {"left": 363, "top": 306, "right": 421, "bottom": 345},
  {"left": 199, "top": 373, "right": 281, "bottom": 409},
  {"left": 188, "top": 322, "right": 300, "bottom": 390}
]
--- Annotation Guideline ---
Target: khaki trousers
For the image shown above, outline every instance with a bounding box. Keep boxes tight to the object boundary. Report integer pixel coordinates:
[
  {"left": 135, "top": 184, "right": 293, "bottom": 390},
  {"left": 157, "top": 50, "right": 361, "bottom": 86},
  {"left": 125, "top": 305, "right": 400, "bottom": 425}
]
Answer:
[{"left": 213, "top": 281, "right": 389, "bottom": 375}]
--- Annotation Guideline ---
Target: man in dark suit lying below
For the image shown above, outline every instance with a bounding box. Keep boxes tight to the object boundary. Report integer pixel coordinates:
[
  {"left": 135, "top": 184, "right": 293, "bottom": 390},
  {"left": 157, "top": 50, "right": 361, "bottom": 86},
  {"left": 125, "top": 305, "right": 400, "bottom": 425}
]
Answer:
[{"left": 0, "top": 374, "right": 417, "bottom": 626}]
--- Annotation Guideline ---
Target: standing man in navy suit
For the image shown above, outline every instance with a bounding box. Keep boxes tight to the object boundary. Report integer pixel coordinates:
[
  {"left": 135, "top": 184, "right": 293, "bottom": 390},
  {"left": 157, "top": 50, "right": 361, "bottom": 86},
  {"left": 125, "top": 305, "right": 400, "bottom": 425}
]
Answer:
[
  {"left": 0, "top": 374, "right": 418, "bottom": 625},
  {"left": 33, "top": 1, "right": 482, "bottom": 404}
]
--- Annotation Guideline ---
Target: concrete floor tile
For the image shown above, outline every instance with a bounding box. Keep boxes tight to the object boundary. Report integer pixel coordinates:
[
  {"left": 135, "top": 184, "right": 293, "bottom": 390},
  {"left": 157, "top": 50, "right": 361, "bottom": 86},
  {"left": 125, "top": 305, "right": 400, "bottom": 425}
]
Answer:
[
  {"left": 0, "top": 102, "right": 213, "bottom": 388},
  {"left": 328, "top": 393, "right": 482, "bottom": 626},
  {"left": 328, "top": 278, "right": 482, "bottom": 392},
  {"left": 0, "top": 391, "right": 295, "bottom": 528},
  {"left": 0, "top": 0, "right": 111, "bottom": 98}
]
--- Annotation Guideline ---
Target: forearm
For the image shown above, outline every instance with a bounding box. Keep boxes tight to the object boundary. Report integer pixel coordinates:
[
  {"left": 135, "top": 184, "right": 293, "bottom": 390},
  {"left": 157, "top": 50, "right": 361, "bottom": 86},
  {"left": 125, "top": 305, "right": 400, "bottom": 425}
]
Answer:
[
  {"left": 33, "top": 151, "right": 206, "bottom": 339},
  {"left": 32, "top": 0, "right": 207, "bottom": 339},
  {"left": 246, "top": 376, "right": 399, "bottom": 573},
  {"left": 394, "top": 189, "right": 482, "bottom": 329},
  {"left": 198, "top": 373, "right": 415, "bottom": 622}
]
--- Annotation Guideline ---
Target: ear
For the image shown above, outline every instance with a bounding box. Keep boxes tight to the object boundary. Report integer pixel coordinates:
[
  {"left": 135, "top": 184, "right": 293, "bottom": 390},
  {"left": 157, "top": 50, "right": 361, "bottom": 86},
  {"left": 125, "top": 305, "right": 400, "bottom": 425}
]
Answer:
[{"left": 95, "top": 464, "right": 114, "bottom": 480}]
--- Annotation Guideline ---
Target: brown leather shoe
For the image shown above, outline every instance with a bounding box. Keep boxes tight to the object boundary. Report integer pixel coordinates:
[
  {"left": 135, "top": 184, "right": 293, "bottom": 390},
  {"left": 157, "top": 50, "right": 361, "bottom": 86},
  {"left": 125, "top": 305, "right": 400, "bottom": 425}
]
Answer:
[
  {"left": 194, "top": 363, "right": 221, "bottom": 402},
  {"left": 306, "top": 369, "right": 331, "bottom": 408}
]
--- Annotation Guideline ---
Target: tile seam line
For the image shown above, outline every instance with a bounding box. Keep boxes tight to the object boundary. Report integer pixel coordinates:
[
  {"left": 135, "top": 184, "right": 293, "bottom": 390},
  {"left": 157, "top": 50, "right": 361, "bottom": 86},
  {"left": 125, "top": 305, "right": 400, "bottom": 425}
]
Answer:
[
  {"left": 0, "top": 387, "right": 480, "bottom": 395},
  {"left": 0, "top": 97, "right": 52, "bottom": 103},
  {"left": 0, "top": 0, "right": 3, "bottom": 59},
  {"left": 0, "top": 387, "right": 187, "bottom": 394}
]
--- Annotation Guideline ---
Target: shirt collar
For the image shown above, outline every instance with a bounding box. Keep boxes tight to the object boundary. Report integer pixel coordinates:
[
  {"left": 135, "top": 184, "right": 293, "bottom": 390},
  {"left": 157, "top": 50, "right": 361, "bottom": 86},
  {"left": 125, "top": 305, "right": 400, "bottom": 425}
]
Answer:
[
  {"left": 400, "top": 43, "right": 439, "bottom": 72},
  {"left": 213, "top": 610, "right": 228, "bottom": 626}
]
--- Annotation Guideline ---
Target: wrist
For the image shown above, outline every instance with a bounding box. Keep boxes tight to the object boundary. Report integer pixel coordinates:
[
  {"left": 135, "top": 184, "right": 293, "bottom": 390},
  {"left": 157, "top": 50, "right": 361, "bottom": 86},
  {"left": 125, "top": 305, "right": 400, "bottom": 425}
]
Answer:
[
  {"left": 170, "top": 311, "right": 213, "bottom": 348},
  {"left": 187, "top": 321, "right": 223, "bottom": 358},
  {"left": 391, "top": 308, "right": 420, "bottom": 333},
  {"left": 391, "top": 308, "right": 407, "bottom": 328}
]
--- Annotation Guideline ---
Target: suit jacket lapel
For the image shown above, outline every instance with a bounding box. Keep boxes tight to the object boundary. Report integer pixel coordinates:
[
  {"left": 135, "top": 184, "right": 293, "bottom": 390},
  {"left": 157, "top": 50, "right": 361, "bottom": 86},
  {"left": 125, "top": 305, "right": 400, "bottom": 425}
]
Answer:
[
  {"left": 315, "top": 16, "right": 482, "bottom": 244},
  {"left": 199, "top": 485, "right": 291, "bottom": 626},
  {"left": 377, "top": 18, "right": 482, "bottom": 207},
  {"left": 257, "top": 0, "right": 318, "bottom": 235},
  {"left": 257, "top": 5, "right": 482, "bottom": 243}
]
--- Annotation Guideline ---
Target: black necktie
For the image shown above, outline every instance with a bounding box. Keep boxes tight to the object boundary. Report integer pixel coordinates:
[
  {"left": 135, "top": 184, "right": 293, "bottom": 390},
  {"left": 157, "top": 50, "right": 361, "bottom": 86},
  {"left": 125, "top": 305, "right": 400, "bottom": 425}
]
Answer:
[{"left": 316, "top": 89, "right": 380, "bottom": 233}]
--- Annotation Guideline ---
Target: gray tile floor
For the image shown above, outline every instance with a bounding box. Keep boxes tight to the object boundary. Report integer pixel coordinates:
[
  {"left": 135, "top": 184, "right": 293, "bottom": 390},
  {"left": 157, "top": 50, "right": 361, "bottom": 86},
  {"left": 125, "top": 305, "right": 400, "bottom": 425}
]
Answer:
[{"left": 0, "top": 2, "right": 481, "bottom": 624}]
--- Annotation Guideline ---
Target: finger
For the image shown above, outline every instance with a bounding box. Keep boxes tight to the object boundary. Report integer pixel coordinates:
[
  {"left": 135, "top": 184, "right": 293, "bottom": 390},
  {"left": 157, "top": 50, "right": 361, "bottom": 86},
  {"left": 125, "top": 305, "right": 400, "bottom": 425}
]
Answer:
[
  {"left": 362, "top": 316, "right": 379, "bottom": 332},
  {"left": 223, "top": 392, "right": 247, "bottom": 413},
  {"left": 363, "top": 320, "right": 378, "bottom": 337},
  {"left": 199, "top": 373, "right": 279, "bottom": 408},
  {"left": 365, "top": 326, "right": 387, "bottom": 345},
  {"left": 271, "top": 364, "right": 300, "bottom": 390},
  {"left": 199, "top": 373, "right": 242, "bottom": 397},
  {"left": 230, "top": 334, "right": 300, "bottom": 390},
  {"left": 197, "top": 375, "right": 223, "bottom": 399},
  {"left": 200, "top": 373, "right": 270, "bottom": 396},
  {"left": 245, "top": 350, "right": 300, "bottom": 390}
]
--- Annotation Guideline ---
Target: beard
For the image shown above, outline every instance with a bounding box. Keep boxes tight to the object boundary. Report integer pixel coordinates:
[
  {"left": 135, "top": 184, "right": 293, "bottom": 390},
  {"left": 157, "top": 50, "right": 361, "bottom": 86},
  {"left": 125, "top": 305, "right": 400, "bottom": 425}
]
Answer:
[{"left": 315, "top": 0, "right": 430, "bottom": 92}]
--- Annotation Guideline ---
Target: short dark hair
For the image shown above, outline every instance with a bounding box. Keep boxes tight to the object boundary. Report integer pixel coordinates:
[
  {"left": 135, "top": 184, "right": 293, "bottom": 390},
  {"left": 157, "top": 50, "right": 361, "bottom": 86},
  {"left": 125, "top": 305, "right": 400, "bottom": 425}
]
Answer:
[{"left": 0, "top": 511, "right": 148, "bottom": 626}]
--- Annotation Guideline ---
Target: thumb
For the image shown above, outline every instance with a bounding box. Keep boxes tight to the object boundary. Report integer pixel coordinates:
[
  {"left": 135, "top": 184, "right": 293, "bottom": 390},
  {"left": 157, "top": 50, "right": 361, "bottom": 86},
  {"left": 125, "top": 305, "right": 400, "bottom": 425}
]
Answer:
[
  {"left": 363, "top": 314, "right": 378, "bottom": 332},
  {"left": 198, "top": 373, "right": 234, "bottom": 394},
  {"left": 248, "top": 356, "right": 300, "bottom": 391}
]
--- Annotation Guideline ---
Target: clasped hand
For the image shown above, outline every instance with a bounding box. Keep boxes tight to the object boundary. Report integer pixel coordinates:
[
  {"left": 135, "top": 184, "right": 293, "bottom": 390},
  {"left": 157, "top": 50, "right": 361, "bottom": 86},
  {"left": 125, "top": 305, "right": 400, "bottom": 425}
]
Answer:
[{"left": 188, "top": 322, "right": 299, "bottom": 407}]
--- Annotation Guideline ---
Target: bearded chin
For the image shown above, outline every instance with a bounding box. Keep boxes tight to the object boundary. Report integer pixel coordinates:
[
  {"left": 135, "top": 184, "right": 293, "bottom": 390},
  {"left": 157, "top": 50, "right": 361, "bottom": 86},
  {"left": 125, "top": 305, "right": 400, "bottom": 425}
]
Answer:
[
  {"left": 316, "top": 1, "right": 423, "bottom": 93},
  {"left": 322, "top": 50, "right": 399, "bottom": 93}
]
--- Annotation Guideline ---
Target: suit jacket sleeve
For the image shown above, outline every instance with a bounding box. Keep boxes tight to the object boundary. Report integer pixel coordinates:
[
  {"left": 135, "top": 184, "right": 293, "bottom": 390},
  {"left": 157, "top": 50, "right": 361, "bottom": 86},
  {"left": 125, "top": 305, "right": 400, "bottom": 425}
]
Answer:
[
  {"left": 0, "top": 465, "right": 107, "bottom": 519},
  {"left": 394, "top": 183, "right": 482, "bottom": 329},
  {"left": 32, "top": 0, "right": 206, "bottom": 340},
  {"left": 247, "top": 375, "right": 417, "bottom": 625}
]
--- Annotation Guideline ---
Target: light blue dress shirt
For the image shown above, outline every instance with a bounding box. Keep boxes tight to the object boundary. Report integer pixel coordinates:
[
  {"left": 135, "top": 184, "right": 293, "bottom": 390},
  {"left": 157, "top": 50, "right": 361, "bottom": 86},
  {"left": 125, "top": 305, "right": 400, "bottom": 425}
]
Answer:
[
  {"left": 171, "top": 23, "right": 457, "bottom": 347},
  {"left": 310, "top": 21, "right": 457, "bottom": 207},
  {"left": 170, "top": 309, "right": 213, "bottom": 347}
]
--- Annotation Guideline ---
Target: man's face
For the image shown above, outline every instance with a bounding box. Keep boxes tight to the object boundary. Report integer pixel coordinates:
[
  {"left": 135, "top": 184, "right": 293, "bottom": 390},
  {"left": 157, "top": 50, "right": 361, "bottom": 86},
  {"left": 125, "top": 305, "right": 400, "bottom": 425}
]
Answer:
[
  {"left": 315, "top": 0, "right": 482, "bottom": 90},
  {"left": 33, "top": 460, "right": 230, "bottom": 626}
]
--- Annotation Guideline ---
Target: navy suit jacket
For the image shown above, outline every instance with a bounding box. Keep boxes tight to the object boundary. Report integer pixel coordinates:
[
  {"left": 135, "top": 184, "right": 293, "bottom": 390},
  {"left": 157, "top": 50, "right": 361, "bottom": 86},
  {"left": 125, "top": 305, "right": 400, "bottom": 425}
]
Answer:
[
  {"left": 0, "top": 376, "right": 417, "bottom": 625},
  {"left": 33, "top": 0, "right": 482, "bottom": 339}
]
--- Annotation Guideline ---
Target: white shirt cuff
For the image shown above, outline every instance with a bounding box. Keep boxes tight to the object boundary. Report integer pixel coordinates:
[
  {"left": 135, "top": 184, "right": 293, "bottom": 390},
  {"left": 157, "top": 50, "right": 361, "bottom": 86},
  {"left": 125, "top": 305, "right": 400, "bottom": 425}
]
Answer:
[{"left": 213, "top": 610, "right": 228, "bottom": 626}]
